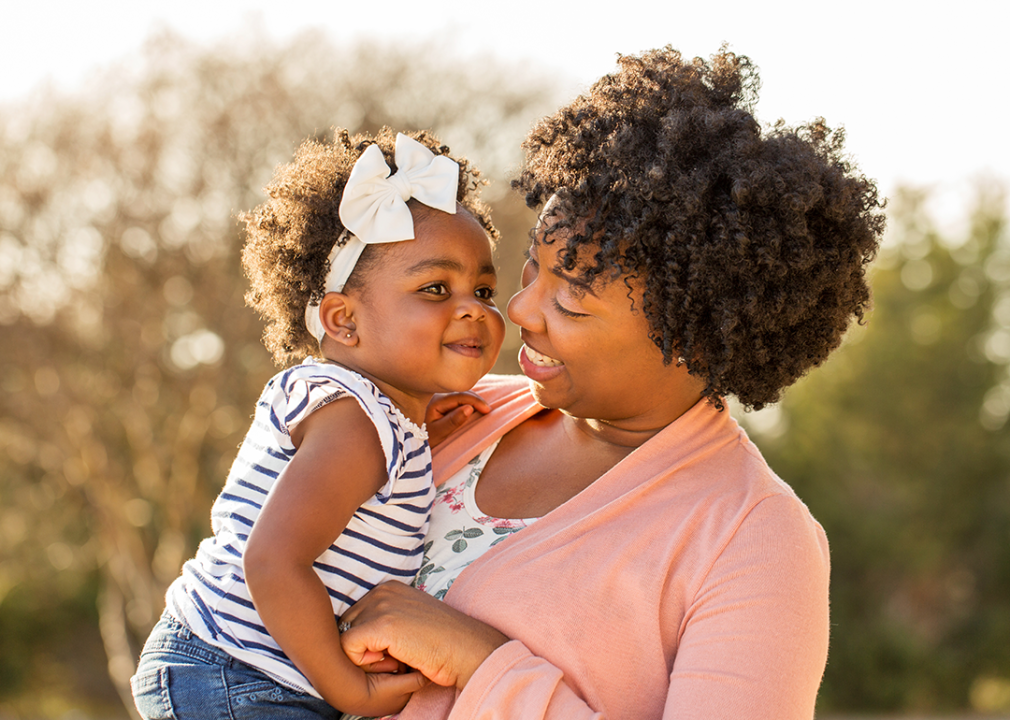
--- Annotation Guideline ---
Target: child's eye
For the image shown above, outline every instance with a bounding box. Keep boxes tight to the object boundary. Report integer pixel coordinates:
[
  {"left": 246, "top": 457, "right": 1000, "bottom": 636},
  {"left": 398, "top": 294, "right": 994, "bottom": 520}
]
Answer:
[
  {"left": 475, "top": 286, "right": 497, "bottom": 301},
  {"left": 553, "top": 298, "right": 588, "bottom": 318},
  {"left": 420, "top": 283, "right": 449, "bottom": 296}
]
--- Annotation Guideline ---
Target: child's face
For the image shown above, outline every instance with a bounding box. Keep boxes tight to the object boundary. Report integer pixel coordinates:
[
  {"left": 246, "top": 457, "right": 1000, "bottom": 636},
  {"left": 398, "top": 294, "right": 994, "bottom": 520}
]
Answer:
[{"left": 343, "top": 206, "right": 505, "bottom": 404}]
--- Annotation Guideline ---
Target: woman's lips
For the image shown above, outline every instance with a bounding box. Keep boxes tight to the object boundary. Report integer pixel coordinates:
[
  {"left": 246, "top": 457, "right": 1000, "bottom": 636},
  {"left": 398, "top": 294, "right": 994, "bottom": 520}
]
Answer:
[{"left": 518, "top": 344, "right": 566, "bottom": 381}]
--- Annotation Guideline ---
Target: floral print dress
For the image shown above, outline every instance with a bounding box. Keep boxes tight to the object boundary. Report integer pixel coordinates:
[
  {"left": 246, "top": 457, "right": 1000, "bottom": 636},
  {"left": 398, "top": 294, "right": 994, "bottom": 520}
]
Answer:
[
  {"left": 345, "top": 441, "right": 537, "bottom": 720},
  {"left": 413, "top": 439, "right": 537, "bottom": 599}
]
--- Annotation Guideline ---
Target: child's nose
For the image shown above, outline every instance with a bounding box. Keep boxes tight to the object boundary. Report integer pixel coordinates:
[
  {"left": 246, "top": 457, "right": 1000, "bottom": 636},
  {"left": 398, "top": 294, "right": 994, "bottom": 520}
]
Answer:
[{"left": 454, "top": 295, "right": 487, "bottom": 321}]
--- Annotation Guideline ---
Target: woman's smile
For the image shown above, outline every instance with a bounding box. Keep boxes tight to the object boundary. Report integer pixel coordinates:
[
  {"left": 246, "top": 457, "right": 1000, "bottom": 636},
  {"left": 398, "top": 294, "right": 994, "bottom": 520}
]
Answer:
[
  {"left": 517, "top": 342, "right": 567, "bottom": 383},
  {"left": 521, "top": 343, "right": 564, "bottom": 368}
]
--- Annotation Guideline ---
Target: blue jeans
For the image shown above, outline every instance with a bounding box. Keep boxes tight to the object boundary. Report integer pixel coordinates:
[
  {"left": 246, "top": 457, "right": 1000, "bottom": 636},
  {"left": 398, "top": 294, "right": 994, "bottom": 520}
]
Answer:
[{"left": 131, "top": 613, "right": 340, "bottom": 719}]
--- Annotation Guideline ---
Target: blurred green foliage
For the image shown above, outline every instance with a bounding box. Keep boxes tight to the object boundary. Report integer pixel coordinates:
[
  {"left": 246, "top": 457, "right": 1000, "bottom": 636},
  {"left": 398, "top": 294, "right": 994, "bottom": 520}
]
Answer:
[
  {"left": 0, "top": 27, "right": 1008, "bottom": 719},
  {"left": 748, "top": 186, "right": 1010, "bottom": 714}
]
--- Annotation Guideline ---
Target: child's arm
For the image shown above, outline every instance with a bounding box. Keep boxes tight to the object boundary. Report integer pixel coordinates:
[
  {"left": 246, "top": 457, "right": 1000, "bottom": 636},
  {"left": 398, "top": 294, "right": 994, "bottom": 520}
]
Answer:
[
  {"left": 244, "top": 397, "right": 428, "bottom": 716},
  {"left": 425, "top": 391, "right": 491, "bottom": 447}
]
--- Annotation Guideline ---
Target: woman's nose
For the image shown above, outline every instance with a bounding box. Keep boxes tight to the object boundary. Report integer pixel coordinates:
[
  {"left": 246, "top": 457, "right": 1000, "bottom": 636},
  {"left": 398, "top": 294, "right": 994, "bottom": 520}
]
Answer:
[{"left": 507, "top": 280, "right": 542, "bottom": 332}]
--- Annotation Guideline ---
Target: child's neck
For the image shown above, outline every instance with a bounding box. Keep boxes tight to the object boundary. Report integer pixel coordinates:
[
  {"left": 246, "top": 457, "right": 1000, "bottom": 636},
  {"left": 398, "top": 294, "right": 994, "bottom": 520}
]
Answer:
[{"left": 316, "top": 356, "right": 431, "bottom": 428}]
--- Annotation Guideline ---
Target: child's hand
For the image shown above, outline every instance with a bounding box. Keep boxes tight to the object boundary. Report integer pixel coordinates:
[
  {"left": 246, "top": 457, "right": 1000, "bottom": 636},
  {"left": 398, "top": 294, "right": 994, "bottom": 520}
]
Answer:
[
  {"left": 350, "top": 667, "right": 429, "bottom": 717},
  {"left": 425, "top": 391, "right": 491, "bottom": 447}
]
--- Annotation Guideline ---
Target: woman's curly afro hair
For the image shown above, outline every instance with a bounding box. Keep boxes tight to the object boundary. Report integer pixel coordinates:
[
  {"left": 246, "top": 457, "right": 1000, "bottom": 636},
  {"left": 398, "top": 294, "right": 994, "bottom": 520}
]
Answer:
[
  {"left": 513, "top": 46, "right": 885, "bottom": 410},
  {"left": 241, "top": 127, "right": 497, "bottom": 367}
]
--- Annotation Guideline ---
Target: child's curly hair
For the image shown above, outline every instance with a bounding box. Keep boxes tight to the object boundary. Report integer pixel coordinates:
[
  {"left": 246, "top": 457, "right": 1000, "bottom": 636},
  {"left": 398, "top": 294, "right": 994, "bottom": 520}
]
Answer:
[
  {"left": 241, "top": 127, "right": 497, "bottom": 366},
  {"left": 513, "top": 46, "right": 885, "bottom": 410}
]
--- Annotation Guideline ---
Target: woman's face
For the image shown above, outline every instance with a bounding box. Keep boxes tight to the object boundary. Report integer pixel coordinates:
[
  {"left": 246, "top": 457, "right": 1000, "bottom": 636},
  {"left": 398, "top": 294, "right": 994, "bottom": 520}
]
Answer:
[{"left": 507, "top": 211, "right": 703, "bottom": 430}]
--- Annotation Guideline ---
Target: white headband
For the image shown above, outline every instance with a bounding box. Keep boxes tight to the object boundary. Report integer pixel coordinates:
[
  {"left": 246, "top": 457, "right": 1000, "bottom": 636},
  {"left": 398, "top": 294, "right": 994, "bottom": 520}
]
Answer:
[{"left": 305, "top": 133, "right": 460, "bottom": 342}]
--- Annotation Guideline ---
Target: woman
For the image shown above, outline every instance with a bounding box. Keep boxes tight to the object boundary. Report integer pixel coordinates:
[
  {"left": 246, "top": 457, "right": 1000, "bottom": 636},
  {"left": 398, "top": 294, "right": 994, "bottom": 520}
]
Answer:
[{"left": 339, "top": 47, "right": 884, "bottom": 719}]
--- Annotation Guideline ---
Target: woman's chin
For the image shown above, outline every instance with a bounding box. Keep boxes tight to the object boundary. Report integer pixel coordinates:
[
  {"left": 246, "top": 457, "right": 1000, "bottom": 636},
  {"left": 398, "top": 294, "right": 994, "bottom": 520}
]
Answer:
[{"left": 523, "top": 373, "right": 572, "bottom": 413}]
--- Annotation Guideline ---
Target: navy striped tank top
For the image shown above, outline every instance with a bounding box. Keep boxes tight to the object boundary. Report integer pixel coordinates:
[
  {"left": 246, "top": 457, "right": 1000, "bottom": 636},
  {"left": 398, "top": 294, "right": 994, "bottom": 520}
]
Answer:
[{"left": 164, "top": 358, "right": 433, "bottom": 697}]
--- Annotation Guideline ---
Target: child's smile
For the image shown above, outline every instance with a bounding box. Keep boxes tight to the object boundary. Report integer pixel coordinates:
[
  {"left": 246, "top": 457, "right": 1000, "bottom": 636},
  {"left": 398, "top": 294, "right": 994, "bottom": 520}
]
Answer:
[{"left": 444, "top": 337, "right": 488, "bottom": 358}]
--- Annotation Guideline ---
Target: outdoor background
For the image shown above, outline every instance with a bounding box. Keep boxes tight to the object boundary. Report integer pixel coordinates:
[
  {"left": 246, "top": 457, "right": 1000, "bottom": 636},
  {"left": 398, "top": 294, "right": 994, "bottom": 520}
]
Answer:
[{"left": 1, "top": 2, "right": 1008, "bottom": 718}]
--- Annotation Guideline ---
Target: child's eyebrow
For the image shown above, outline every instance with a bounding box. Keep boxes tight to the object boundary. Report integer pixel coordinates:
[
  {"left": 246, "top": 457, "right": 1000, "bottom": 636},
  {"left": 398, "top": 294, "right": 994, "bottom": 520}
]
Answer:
[{"left": 406, "top": 258, "right": 497, "bottom": 277}]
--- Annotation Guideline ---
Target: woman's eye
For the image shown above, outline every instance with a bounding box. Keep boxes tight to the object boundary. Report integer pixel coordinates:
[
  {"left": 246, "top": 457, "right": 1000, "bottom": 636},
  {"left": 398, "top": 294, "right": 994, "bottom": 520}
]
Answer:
[{"left": 553, "top": 298, "right": 588, "bottom": 318}]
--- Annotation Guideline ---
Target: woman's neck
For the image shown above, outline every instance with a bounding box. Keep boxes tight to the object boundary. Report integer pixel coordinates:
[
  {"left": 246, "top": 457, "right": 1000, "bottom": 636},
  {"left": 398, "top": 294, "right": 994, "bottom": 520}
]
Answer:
[
  {"left": 565, "top": 383, "right": 705, "bottom": 449},
  {"left": 567, "top": 415, "right": 673, "bottom": 449}
]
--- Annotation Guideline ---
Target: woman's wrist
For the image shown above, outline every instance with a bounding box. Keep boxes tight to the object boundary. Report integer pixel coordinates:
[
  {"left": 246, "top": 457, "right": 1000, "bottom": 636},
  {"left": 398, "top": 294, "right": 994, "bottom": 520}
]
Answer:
[{"left": 455, "top": 622, "right": 509, "bottom": 688}]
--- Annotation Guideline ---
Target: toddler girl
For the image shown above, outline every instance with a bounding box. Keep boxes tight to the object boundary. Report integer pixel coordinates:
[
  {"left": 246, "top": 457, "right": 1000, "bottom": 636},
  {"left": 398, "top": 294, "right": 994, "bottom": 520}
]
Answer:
[{"left": 130, "top": 129, "right": 506, "bottom": 718}]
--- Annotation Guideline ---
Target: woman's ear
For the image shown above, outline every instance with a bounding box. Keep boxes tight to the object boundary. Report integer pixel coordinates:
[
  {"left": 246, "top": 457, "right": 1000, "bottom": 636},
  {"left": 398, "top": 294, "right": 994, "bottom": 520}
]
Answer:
[{"left": 319, "top": 292, "right": 358, "bottom": 347}]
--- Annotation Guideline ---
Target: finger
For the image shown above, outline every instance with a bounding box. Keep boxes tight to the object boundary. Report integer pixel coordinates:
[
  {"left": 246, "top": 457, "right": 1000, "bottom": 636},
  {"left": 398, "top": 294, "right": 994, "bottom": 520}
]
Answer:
[
  {"left": 465, "top": 395, "right": 492, "bottom": 414},
  {"left": 429, "top": 392, "right": 490, "bottom": 417},
  {"left": 360, "top": 655, "right": 401, "bottom": 673},
  {"left": 427, "top": 406, "right": 475, "bottom": 447},
  {"left": 357, "top": 649, "right": 387, "bottom": 665},
  {"left": 340, "top": 625, "right": 388, "bottom": 666},
  {"left": 427, "top": 395, "right": 466, "bottom": 418},
  {"left": 369, "top": 669, "right": 431, "bottom": 695},
  {"left": 447, "top": 404, "right": 474, "bottom": 427},
  {"left": 449, "top": 391, "right": 491, "bottom": 415},
  {"left": 338, "top": 606, "right": 361, "bottom": 625}
]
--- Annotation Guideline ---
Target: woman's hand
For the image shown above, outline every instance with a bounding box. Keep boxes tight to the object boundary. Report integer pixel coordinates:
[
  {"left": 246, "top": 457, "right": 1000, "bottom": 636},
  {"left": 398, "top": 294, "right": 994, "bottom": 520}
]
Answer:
[
  {"left": 425, "top": 392, "right": 491, "bottom": 447},
  {"left": 339, "top": 581, "right": 508, "bottom": 690}
]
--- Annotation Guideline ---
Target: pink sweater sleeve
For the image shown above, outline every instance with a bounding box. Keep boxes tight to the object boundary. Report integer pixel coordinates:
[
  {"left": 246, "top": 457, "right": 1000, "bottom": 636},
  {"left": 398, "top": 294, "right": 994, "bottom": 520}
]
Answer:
[
  {"left": 440, "top": 494, "right": 829, "bottom": 720},
  {"left": 663, "top": 494, "right": 830, "bottom": 719},
  {"left": 448, "top": 641, "right": 604, "bottom": 719}
]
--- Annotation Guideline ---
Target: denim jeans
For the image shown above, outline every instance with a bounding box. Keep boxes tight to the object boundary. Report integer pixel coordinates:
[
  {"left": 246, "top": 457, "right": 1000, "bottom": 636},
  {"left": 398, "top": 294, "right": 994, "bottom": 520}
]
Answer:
[{"left": 131, "top": 613, "right": 340, "bottom": 719}]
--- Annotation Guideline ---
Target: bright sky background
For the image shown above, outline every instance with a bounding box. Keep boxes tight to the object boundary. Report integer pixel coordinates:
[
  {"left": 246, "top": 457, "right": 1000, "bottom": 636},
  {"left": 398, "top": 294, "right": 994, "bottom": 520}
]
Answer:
[{"left": 3, "top": 0, "right": 1008, "bottom": 237}]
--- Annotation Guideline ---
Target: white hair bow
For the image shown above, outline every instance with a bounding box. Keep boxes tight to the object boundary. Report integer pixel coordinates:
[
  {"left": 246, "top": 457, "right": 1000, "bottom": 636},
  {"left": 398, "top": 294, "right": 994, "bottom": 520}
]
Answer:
[{"left": 305, "top": 133, "right": 460, "bottom": 342}]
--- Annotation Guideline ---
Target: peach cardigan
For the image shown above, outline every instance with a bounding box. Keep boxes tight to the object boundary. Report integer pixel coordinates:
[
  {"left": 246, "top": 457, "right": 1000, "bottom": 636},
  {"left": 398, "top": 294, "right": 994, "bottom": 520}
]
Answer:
[{"left": 400, "top": 375, "right": 830, "bottom": 720}]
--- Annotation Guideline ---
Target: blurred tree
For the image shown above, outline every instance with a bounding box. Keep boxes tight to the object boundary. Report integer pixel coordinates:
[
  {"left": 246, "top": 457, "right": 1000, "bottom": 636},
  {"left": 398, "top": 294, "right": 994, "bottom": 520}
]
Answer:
[
  {"left": 5, "top": 24, "right": 1009, "bottom": 717},
  {"left": 746, "top": 184, "right": 1010, "bottom": 714},
  {"left": 0, "top": 28, "right": 552, "bottom": 717}
]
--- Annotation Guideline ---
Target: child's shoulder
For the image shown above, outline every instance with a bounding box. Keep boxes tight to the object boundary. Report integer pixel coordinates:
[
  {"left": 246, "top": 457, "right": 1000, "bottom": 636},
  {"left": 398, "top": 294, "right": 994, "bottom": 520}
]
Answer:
[
  {"left": 277, "top": 358, "right": 425, "bottom": 437},
  {"left": 263, "top": 357, "right": 365, "bottom": 393},
  {"left": 256, "top": 359, "right": 367, "bottom": 420}
]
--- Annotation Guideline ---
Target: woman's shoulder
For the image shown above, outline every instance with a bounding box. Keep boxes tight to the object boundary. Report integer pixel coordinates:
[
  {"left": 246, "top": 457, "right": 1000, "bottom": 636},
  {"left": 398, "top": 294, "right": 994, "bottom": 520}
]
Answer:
[
  {"left": 431, "top": 375, "right": 540, "bottom": 484},
  {"left": 631, "top": 401, "right": 826, "bottom": 552},
  {"left": 699, "top": 440, "right": 829, "bottom": 577},
  {"left": 472, "top": 373, "right": 533, "bottom": 406}
]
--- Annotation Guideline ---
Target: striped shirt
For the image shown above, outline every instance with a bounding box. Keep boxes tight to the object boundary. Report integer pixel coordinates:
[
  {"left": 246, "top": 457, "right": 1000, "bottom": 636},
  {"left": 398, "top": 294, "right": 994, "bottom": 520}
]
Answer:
[{"left": 164, "top": 358, "right": 433, "bottom": 697}]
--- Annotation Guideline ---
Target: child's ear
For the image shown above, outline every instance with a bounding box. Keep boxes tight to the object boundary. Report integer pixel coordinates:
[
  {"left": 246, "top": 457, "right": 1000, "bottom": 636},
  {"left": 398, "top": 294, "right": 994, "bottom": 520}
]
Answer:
[{"left": 319, "top": 292, "right": 358, "bottom": 347}]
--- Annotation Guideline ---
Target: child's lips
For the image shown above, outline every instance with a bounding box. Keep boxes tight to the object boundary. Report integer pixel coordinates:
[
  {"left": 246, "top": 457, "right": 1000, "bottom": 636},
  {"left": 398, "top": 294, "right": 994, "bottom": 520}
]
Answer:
[{"left": 445, "top": 338, "right": 484, "bottom": 358}]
